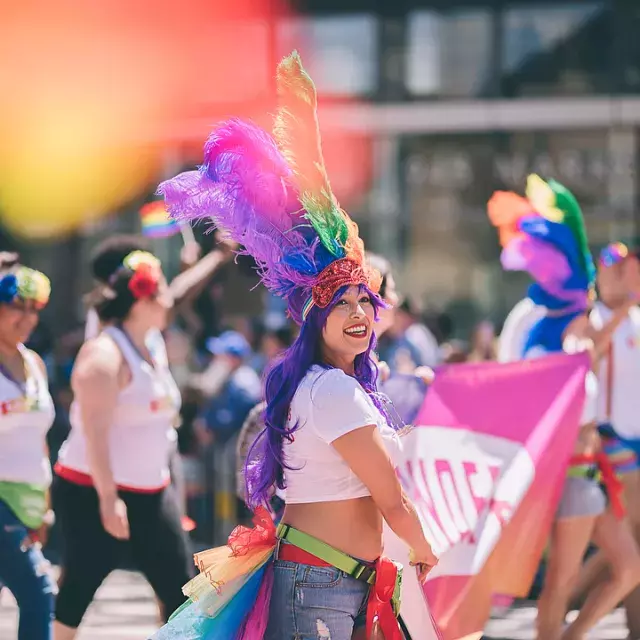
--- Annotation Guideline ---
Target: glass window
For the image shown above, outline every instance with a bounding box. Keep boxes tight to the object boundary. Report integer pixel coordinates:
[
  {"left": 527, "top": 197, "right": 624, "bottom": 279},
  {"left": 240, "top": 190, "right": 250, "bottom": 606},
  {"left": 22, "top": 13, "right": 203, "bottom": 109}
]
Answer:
[
  {"left": 277, "top": 15, "right": 378, "bottom": 96},
  {"left": 621, "top": 6, "right": 640, "bottom": 94},
  {"left": 398, "top": 128, "right": 627, "bottom": 336},
  {"left": 501, "top": 3, "right": 609, "bottom": 96},
  {"left": 406, "top": 10, "right": 493, "bottom": 98}
]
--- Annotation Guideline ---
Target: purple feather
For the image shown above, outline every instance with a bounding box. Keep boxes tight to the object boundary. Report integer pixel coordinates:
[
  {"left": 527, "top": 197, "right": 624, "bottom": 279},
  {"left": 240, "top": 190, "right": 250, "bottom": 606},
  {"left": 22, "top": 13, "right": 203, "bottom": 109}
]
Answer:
[
  {"left": 501, "top": 235, "right": 585, "bottom": 305},
  {"left": 158, "top": 119, "right": 322, "bottom": 304}
]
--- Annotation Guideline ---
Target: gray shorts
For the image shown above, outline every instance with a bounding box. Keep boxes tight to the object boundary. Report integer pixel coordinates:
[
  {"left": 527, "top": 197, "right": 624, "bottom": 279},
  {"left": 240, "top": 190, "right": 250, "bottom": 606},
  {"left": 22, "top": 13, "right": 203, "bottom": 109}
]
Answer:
[{"left": 556, "top": 475, "right": 606, "bottom": 520}]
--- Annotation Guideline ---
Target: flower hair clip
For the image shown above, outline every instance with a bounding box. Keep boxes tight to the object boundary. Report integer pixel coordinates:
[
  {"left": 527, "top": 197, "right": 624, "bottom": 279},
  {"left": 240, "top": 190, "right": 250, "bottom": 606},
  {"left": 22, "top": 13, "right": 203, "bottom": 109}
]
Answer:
[
  {"left": 0, "top": 267, "right": 51, "bottom": 309},
  {"left": 109, "top": 251, "right": 162, "bottom": 300}
]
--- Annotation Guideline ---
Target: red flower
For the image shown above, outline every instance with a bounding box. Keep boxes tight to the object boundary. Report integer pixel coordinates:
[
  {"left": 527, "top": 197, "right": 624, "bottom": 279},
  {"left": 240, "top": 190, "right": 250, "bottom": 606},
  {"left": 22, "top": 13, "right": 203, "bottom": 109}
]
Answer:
[{"left": 128, "top": 264, "right": 159, "bottom": 299}]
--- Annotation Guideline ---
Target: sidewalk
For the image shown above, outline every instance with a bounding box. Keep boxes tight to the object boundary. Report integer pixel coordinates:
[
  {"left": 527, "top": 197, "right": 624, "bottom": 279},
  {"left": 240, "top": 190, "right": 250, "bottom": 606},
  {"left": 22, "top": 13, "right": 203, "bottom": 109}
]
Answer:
[
  {"left": 0, "top": 570, "right": 158, "bottom": 640},
  {"left": 484, "top": 601, "right": 628, "bottom": 639},
  {"left": 0, "top": 570, "right": 629, "bottom": 639}
]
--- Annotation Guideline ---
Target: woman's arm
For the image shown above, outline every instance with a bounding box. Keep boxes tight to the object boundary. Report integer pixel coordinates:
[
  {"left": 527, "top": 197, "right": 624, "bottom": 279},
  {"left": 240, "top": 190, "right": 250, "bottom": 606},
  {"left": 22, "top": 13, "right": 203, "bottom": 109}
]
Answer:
[
  {"left": 564, "top": 299, "right": 638, "bottom": 362},
  {"left": 28, "top": 350, "right": 55, "bottom": 537},
  {"left": 71, "top": 337, "right": 129, "bottom": 539},
  {"left": 169, "top": 242, "right": 235, "bottom": 310},
  {"left": 332, "top": 426, "right": 437, "bottom": 572}
]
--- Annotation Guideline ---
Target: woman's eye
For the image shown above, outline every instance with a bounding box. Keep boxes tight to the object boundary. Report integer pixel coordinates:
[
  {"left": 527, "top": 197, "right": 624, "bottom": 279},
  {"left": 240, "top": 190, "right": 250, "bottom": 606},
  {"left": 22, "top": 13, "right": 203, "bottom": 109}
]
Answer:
[
  {"left": 359, "top": 297, "right": 371, "bottom": 304},
  {"left": 337, "top": 299, "right": 348, "bottom": 306}
]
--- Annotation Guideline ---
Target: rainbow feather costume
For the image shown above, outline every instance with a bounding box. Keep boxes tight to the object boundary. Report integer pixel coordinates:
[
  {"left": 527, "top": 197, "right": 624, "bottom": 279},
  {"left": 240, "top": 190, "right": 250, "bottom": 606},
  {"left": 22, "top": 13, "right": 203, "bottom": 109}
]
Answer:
[
  {"left": 158, "top": 51, "right": 380, "bottom": 326},
  {"left": 152, "top": 51, "right": 391, "bottom": 639},
  {"left": 152, "top": 507, "right": 276, "bottom": 639},
  {"left": 488, "top": 174, "right": 596, "bottom": 355}
]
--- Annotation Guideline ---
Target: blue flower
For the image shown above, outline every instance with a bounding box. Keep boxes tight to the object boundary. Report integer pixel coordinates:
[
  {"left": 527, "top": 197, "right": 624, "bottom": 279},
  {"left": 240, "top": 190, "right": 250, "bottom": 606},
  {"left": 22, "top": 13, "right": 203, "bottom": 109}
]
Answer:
[{"left": 0, "top": 274, "right": 18, "bottom": 304}]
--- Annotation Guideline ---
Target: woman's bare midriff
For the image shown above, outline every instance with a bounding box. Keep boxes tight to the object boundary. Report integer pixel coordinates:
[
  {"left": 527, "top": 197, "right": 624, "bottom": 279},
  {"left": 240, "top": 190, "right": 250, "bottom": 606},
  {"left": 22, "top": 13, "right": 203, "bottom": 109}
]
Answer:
[
  {"left": 573, "top": 421, "right": 599, "bottom": 456},
  {"left": 281, "top": 496, "right": 383, "bottom": 562}
]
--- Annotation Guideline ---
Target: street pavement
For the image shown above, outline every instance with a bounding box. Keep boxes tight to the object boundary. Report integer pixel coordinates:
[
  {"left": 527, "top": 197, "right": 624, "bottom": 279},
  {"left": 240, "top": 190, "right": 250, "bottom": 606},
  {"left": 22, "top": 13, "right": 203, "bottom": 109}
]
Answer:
[
  {"left": 0, "top": 569, "right": 158, "bottom": 640},
  {"left": 0, "top": 569, "right": 630, "bottom": 639}
]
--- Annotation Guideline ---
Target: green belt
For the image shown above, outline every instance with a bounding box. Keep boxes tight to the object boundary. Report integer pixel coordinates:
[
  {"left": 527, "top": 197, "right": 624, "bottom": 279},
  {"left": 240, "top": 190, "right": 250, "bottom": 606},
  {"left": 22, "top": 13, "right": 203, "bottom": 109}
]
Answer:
[
  {"left": 276, "top": 522, "right": 403, "bottom": 615},
  {"left": 567, "top": 464, "right": 599, "bottom": 481}
]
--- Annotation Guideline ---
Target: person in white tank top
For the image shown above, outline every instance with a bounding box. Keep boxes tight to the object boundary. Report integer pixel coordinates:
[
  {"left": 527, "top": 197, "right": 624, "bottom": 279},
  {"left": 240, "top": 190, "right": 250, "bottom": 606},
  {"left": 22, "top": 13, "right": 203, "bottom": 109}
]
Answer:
[
  {"left": 487, "top": 177, "right": 640, "bottom": 640},
  {"left": 0, "top": 254, "right": 56, "bottom": 640},
  {"left": 572, "top": 243, "right": 640, "bottom": 637},
  {"left": 80, "top": 233, "right": 236, "bottom": 539},
  {"left": 53, "top": 247, "right": 192, "bottom": 640}
]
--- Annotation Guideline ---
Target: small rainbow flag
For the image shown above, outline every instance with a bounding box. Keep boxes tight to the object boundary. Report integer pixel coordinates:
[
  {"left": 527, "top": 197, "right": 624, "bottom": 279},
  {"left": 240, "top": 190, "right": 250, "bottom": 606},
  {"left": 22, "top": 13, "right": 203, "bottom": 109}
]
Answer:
[{"left": 140, "top": 201, "right": 180, "bottom": 238}]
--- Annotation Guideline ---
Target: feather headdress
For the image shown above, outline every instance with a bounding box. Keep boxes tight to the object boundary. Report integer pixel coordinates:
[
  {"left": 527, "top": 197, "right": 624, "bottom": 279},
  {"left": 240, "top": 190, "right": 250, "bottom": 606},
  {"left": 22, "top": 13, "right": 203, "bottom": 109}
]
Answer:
[
  {"left": 488, "top": 174, "right": 595, "bottom": 314},
  {"left": 158, "top": 51, "right": 380, "bottom": 324}
]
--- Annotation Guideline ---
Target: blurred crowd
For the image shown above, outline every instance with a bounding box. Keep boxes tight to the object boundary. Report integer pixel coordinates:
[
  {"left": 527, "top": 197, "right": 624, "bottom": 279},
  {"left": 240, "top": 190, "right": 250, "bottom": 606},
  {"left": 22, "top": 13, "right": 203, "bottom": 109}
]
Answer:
[{"left": 29, "top": 243, "right": 499, "bottom": 547}]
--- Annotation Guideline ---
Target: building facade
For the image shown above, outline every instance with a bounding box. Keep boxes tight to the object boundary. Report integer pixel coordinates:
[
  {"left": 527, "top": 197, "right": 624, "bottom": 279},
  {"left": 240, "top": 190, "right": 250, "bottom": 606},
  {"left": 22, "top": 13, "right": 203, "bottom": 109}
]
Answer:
[
  {"left": 8, "top": 0, "right": 640, "bottom": 336},
  {"left": 290, "top": 0, "right": 640, "bottom": 333}
]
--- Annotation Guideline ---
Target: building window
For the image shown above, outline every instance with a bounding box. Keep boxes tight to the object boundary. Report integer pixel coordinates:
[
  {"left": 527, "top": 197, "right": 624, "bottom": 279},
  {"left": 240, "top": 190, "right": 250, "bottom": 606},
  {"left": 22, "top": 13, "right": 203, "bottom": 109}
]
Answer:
[
  {"left": 501, "top": 3, "right": 608, "bottom": 96},
  {"left": 406, "top": 10, "right": 493, "bottom": 98},
  {"left": 277, "top": 15, "right": 378, "bottom": 96}
]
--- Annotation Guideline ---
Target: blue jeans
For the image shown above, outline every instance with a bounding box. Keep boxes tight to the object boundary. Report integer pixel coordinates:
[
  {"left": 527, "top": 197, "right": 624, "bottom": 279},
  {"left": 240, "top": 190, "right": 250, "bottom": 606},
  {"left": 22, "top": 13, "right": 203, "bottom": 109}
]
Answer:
[
  {"left": 264, "top": 560, "right": 370, "bottom": 640},
  {"left": 0, "top": 499, "right": 56, "bottom": 640}
]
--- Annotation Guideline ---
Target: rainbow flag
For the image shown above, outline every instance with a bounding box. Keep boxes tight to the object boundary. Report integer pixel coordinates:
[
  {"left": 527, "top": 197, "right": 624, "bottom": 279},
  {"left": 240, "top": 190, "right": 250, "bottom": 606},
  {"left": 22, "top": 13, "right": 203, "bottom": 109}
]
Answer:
[
  {"left": 140, "top": 201, "right": 180, "bottom": 238},
  {"left": 384, "top": 352, "right": 590, "bottom": 639}
]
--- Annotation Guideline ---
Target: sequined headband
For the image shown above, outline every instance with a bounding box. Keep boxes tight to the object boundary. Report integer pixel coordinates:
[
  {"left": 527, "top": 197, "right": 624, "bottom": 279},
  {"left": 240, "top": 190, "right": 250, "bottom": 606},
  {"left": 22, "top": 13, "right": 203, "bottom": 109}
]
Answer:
[{"left": 301, "top": 258, "right": 382, "bottom": 320}]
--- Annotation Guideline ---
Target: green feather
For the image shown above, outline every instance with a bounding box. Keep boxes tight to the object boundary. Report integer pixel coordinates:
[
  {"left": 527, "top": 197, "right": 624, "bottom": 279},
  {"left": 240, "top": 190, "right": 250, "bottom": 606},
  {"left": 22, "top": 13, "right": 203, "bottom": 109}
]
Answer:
[
  {"left": 547, "top": 179, "right": 596, "bottom": 285},
  {"left": 273, "top": 51, "right": 349, "bottom": 258}
]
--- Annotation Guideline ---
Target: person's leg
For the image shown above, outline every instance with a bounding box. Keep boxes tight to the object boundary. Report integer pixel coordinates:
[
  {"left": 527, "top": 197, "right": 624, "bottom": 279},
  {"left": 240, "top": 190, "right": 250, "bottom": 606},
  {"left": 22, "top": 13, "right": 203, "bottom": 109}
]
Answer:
[
  {"left": 563, "top": 510, "right": 640, "bottom": 639},
  {"left": 0, "top": 500, "right": 56, "bottom": 640},
  {"left": 537, "top": 516, "right": 596, "bottom": 640},
  {"left": 571, "top": 436, "right": 640, "bottom": 631},
  {"left": 537, "top": 476, "right": 603, "bottom": 640},
  {"left": 127, "top": 486, "right": 193, "bottom": 623},
  {"left": 51, "top": 478, "right": 120, "bottom": 639},
  {"left": 617, "top": 468, "right": 640, "bottom": 638},
  {"left": 265, "top": 560, "right": 370, "bottom": 640}
]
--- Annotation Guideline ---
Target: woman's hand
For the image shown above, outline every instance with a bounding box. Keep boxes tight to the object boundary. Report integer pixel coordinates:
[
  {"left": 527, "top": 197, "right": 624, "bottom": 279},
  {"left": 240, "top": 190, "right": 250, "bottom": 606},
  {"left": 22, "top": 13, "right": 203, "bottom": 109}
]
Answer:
[
  {"left": 378, "top": 360, "right": 391, "bottom": 382},
  {"left": 180, "top": 242, "right": 202, "bottom": 269},
  {"left": 99, "top": 494, "right": 130, "bottom": 540},
  {"left": 414, "top": 366, "right": 435, "bottom": 385},
  {"left": 409, "top": 545, "right": 439, "bottom": 584}
]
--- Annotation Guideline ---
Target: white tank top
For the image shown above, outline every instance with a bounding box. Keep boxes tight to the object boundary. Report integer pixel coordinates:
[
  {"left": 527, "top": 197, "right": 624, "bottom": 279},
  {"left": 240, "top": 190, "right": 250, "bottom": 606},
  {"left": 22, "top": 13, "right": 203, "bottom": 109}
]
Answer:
[
  {"left": 591, "top": 302, "right": 640, "bottom": 439},
  {"left": 58, "top": 327, "right": 181, "bottom": 490},
  {"left": 0, "top": 345, "right": 54, "bottom": 486}
]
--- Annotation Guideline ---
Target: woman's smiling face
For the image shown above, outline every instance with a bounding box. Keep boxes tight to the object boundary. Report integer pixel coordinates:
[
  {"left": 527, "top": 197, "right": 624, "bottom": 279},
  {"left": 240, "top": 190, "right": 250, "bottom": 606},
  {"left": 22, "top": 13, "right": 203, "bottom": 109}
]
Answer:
[{"left": 321, "top": 286, "right": 375, "bottom": 366}]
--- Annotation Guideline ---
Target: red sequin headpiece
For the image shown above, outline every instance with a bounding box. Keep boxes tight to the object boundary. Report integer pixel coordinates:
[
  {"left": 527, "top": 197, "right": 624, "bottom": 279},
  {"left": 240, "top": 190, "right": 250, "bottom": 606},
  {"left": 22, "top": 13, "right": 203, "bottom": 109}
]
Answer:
[{"left": 302, "top": 258, "right": 382, "bottom": 319}]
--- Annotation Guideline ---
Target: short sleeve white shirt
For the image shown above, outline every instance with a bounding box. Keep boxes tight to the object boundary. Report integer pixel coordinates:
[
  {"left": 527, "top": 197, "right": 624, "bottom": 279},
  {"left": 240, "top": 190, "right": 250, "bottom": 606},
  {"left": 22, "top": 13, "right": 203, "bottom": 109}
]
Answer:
[{"left": 283, "top": 365, "right": 401, "bottom": 504}]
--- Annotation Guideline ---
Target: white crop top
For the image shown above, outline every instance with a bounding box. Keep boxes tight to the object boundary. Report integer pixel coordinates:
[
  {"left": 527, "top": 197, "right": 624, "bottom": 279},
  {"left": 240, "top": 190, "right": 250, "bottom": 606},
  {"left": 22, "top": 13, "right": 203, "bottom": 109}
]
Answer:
[
  {"left": 283, "top": 366, "right": 402, "bottom": 504},
  {"left": 58, "top": 326, "right": 181, "bottom": 490},
  {"left": 0, "top": 345, "right": 54, "bottom": 486}
]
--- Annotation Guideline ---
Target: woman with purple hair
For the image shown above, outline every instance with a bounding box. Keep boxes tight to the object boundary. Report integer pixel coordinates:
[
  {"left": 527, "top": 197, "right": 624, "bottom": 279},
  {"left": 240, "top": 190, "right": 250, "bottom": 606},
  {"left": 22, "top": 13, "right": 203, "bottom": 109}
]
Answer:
[{"left": 152, "top": 52, "right": 437, "bottom": 640}]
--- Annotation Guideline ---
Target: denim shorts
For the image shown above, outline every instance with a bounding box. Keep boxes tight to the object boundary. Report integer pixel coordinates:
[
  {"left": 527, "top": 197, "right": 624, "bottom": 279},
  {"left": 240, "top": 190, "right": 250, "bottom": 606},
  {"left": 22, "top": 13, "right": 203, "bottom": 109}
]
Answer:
[{"left": 264, "top": 559, "right": 370, "bottom": 640}]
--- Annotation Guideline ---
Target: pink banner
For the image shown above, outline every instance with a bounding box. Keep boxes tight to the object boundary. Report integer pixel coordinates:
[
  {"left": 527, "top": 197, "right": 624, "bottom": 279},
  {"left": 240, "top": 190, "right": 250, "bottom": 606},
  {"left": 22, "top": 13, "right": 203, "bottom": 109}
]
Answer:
[{"left": 391, "top": 352, "right": 590, "bottom": 640}]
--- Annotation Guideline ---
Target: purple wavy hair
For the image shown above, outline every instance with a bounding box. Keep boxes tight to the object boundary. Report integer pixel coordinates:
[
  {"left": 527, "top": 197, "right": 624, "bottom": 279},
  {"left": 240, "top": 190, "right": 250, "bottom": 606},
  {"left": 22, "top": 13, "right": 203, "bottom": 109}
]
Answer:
[{"left": 244, "top": 285, "right": 391, "bottom": 509}]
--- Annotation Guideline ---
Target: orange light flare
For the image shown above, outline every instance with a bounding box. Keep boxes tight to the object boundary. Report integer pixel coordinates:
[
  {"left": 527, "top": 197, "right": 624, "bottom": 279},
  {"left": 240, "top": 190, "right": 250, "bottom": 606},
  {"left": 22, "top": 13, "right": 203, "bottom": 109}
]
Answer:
[{"left": 0, "top": 0, "right": 373, "bottom": 237}]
